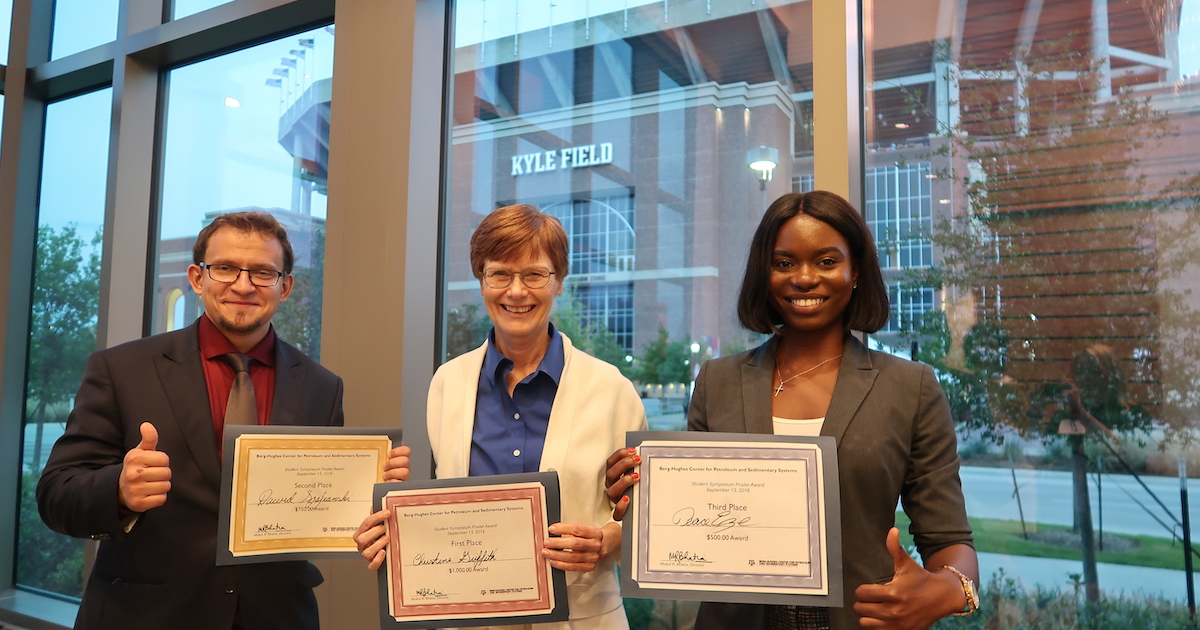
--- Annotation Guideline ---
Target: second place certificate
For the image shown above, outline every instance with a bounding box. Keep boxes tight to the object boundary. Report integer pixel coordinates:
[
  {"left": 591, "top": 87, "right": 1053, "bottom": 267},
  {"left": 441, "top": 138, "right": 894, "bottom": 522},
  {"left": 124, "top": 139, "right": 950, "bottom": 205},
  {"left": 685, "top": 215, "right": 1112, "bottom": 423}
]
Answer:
[{"left": 623, "top": 432, "right": 843, "bottom": 607}]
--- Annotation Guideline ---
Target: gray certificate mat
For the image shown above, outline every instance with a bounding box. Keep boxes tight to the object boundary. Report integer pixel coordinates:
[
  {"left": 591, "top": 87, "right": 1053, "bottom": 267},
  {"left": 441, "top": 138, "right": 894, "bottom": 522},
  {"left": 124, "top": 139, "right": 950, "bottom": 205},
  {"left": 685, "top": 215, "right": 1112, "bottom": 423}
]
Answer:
[
  {"left": 619, "top": 430, "right": 843, "bottom": 608},
  {"left": 373, "top": 472, "right": 569, "bottom": 629},
  {"left": 216, "top": 425, "right": 402, "bottom": 565}
]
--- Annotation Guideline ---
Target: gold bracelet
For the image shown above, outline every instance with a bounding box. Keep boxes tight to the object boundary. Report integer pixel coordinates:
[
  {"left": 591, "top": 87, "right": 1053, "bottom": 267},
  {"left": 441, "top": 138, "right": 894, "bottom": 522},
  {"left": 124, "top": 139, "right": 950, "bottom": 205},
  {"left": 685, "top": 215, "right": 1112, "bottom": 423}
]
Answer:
[{"left": 938, "top": 564, "right": 979, "bottom": 616}]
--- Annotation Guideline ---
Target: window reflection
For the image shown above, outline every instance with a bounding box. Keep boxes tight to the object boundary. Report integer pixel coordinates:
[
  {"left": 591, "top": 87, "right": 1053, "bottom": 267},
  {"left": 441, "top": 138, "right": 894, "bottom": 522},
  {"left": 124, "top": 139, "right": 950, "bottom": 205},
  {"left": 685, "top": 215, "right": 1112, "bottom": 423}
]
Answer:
[
  {"left": 0, "top": 0, "right": 12, "bottom": 65},
  {"left": 17, "top": 88, "right": 113, "bottom": 598},
  {"left": 154, "top": 25, "right": 334, "bottom": 359},
  {"left": 445, "top": 2, "right": 813, "bottom": 444},
  {"left": 172, "top": 0, "right": 234, "bottom": 21},
  {"left": 864, "top": 0, "right": 1200, "bottom": 620},
  {"left": 50, "top": 0, "right": 118, "bottom": 60}
]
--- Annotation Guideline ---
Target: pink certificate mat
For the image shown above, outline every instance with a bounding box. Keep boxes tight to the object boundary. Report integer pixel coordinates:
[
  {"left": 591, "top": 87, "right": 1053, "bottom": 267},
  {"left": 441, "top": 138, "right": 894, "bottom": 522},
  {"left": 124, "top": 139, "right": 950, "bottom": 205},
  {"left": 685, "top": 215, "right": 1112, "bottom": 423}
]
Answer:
[{"left": 373, "top": 472, "right": 568, "bottom": 629}]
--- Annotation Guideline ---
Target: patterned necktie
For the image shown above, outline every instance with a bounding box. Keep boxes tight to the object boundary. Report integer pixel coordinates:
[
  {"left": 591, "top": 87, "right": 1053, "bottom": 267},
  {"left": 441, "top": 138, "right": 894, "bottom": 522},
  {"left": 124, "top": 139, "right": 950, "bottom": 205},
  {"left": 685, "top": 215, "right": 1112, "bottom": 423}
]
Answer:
[{"left": 221, "top": 353, "right": 258, "bottom": 431}]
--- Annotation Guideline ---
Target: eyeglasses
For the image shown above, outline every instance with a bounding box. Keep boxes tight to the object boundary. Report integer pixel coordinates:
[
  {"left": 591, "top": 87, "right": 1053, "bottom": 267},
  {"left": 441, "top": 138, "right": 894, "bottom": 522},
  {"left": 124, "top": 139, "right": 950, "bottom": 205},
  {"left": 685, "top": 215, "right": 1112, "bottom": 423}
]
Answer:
[
  {"left": 483, "top": 267, "right": 555, "bottom": 289},
  {"left": 200, "top": 263, "right": 286, "bottom": 287}
]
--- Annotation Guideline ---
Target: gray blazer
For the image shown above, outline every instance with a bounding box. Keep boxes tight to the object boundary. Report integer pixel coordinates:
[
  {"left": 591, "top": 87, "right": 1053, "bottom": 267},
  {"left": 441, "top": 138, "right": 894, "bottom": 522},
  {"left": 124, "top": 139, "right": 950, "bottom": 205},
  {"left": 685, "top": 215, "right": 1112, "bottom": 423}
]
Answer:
[
  {"left": 38, "top": 320, "right": 344, "bottom": 630},
  {"left": 688, "top": 335, "right": 972, "bottom": 630}
]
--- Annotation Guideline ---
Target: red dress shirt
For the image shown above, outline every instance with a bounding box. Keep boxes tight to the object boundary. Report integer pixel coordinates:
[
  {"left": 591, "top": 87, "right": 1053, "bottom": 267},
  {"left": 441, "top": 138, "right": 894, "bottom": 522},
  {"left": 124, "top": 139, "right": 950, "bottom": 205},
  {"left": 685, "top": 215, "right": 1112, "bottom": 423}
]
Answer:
[{"left": 197, "top": 314, "right": 277, "bottom": 452}]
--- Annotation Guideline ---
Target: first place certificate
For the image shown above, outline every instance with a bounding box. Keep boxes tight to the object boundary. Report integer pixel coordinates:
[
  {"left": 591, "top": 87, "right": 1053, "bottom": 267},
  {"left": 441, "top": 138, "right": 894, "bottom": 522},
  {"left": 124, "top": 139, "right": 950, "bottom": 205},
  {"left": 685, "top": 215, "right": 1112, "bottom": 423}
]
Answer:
[
  {"left": 217, "top": 426, "right": 401, "bottom": 565},
  {"left": 374, "top": 472, "right": 568, "bottom": 629},
  {"left": 621, "top": 431, "right": 843, "bottom": 608}
]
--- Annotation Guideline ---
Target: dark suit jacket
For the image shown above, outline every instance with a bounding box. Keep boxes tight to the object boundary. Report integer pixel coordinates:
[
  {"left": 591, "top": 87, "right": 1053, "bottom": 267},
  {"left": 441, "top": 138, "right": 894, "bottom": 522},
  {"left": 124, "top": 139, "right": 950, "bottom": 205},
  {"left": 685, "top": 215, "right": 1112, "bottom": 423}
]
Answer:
[
  {"left": 37, "top": 321, "right": 344, "bottom": 630},
  {"left": 688, "top": 335, "right": 972, "bottom": 630}
]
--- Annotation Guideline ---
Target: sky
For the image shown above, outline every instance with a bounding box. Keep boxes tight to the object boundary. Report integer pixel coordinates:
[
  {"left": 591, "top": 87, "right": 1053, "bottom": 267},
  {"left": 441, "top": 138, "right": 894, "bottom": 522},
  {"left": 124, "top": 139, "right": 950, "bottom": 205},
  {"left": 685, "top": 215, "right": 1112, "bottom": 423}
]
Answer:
[{"left": 13, "top": 1, "right": 333, "bottom": 240}]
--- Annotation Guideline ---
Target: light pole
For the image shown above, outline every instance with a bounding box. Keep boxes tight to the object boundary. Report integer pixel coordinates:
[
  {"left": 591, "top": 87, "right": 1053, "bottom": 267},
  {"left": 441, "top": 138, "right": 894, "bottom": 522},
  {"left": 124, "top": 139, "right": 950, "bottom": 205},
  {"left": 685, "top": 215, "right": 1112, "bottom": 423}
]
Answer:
[{"left": 747, "top": 145, "right": 778, "bottom": 208}]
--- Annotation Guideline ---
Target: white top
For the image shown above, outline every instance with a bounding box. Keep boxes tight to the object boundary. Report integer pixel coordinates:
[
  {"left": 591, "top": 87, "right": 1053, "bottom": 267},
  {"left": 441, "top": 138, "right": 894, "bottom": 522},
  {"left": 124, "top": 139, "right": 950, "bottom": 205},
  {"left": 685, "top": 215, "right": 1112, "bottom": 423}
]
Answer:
[{"left": 772, "top": 416, "right": 825, "bottom": 436}]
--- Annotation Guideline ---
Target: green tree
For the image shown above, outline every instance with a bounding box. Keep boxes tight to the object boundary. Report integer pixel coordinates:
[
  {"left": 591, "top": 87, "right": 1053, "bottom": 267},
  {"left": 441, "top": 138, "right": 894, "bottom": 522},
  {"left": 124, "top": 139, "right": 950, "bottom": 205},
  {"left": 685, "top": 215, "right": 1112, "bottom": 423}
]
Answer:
[
  {"left": 20, "top": 224, "right": 98, "bottom": 598},
  {"left": 26, "top": 224, "right": 102, "bottom": 468},
  {"left": 553, "top": 283, "right": 631, "bottom": 376},
  {"left": 631, "top": 325, "right": 691, "bottom": 385},
  {"left": 18, "top": 470, "right": 83, "bottom": 595},
  {"left": 900, "top": 34, "right": 1180, "bottom": 601},
  {"left": 444, "top": 302, "right": 491, "bottom": 361},
  {"left": 275, "top": 224, "right": 324, "bottom": 359}
]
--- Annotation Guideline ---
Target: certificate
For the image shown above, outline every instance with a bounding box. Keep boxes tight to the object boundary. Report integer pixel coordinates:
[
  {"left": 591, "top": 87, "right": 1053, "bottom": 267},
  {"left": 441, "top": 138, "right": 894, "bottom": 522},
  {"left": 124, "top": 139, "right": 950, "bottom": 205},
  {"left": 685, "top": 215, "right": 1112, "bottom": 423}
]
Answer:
[
  {"left": 620, "top": 431, "right": 843, "bottom": 607},
  {"left": 216, "top": 425, "right": 401, "bottom": 565},
  {"left": 373, "top": 473, "right": 568, "bottom": 629}
]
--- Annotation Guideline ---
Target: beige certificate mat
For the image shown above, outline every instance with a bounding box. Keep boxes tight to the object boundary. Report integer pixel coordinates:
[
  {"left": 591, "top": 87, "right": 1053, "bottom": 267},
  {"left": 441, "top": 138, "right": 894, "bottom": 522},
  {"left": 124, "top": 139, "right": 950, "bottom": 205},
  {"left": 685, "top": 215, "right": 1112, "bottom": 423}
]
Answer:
[{"left": 217, "top": 425, "right": 401, "bottom": 565}]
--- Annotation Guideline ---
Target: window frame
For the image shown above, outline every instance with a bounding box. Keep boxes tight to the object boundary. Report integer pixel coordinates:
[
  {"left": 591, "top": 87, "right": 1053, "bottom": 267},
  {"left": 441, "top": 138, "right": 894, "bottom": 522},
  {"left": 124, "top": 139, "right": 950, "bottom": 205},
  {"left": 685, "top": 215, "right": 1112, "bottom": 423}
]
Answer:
[{"left": 0, "top": 0, "right": 864, "bottom": 627}]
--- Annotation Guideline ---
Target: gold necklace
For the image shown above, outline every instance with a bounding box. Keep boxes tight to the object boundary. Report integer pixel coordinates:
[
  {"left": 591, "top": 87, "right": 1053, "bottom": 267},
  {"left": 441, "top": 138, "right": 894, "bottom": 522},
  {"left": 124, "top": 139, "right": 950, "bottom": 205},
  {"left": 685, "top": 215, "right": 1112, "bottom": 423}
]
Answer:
[{"left": 773, "top": 353, "right": 843, "bottom": 398}]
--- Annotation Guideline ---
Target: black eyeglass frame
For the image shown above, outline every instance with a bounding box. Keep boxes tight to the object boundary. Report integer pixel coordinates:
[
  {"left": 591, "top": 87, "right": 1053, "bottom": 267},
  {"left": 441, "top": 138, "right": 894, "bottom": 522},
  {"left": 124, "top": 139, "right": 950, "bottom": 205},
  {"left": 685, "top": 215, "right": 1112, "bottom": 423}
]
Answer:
[{"left": 199, "top": 262, "right": 286, "bottom": 287}]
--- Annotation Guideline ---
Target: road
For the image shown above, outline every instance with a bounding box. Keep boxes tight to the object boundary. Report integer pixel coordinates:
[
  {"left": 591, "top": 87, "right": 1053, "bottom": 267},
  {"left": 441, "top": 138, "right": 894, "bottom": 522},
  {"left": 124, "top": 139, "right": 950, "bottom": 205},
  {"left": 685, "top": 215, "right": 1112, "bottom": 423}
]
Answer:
[{"left": 959, "top": 465, "right": 1200, "bottom": 540}]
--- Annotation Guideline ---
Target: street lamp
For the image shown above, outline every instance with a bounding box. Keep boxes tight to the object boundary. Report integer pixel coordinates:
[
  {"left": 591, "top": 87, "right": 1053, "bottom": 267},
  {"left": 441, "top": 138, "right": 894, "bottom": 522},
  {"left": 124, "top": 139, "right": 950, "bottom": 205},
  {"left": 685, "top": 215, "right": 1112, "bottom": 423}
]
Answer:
[{"left": 747, "top": 145, "right": 779, "bottom": 190}]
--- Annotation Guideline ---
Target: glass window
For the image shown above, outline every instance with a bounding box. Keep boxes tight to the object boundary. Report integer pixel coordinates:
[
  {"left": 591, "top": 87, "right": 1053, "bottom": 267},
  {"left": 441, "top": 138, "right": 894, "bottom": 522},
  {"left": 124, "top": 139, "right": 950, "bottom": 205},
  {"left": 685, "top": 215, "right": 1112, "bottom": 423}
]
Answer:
[
  {"left": 172, "top": 0, "right": 234, "bottom": 21},
  {"left": 445, "top": 3, "right": 812, "bottom": 625},
  {"left": 1, "top": 0, "right": 12, "bottom": 65},
  {"left": 153, "top": 25, "right": 334, "bottom": 358},
  {"left": 17, "top": 88, "right": 113, "bottom": 598},
  {"left": 51, "top": 0, "right": 119, "bottom": 60},
  {"left": 445, "top": 0, "right": 813, "bottom": 433},
  {"left": 865, "top": 0, "right": 1200, "bottom": 621}
]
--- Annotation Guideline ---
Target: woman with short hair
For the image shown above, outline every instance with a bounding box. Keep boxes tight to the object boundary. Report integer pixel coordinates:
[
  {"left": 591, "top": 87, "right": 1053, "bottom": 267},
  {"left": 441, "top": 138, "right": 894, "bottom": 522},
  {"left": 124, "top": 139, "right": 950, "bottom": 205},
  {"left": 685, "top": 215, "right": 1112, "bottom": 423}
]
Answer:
[{"left": 358, "top": 204, "right": 647, "bottom": 630}]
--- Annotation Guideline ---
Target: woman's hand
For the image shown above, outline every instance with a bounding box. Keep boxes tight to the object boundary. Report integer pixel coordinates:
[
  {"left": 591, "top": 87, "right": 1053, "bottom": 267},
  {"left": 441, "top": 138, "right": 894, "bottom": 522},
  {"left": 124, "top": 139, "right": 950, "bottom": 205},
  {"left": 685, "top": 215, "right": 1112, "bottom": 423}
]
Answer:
[
  {"left": 852, "top": 528, "right": 968, "bottom": 630},
  {"left": 542, "top": 522, "right": 620, "bottom": 572},
  {"left": 353, "top": 509, "right": 392, "bottom": 571},
  {"left": 383, "top": 444, "right": 412, "bottom": 482},
  {"left": 605, "top": 447, "right": 641, "bottom": 520}
]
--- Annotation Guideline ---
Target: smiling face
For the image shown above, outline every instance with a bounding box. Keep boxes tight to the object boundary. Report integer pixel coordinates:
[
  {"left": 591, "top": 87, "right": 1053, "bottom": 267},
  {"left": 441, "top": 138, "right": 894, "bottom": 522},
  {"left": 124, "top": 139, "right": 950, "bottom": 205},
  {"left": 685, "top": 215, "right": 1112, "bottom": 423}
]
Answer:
[
  {"left": 768, "top": 213, "right": 858, "bottom": 339},
  {"left": 187, "top": 227, "right": 294, "bottom": 350},
  {"left": 480, "top": 250, "right": 563, "bottom": 352}
]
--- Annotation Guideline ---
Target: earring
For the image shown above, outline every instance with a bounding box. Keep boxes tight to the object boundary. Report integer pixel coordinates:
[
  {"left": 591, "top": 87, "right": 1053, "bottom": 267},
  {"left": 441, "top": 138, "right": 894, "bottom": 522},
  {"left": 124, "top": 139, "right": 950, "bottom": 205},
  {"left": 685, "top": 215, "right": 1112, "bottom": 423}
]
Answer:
[{"left": 853, "top": 282, "right": 858, "bottom": 289}]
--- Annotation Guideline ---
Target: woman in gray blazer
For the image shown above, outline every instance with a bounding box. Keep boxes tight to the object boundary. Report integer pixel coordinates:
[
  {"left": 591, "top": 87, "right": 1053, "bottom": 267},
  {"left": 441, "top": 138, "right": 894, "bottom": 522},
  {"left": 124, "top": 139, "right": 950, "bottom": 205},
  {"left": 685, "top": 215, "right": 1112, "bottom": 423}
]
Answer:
[{"left": 609, "top": 192, "right": 978, "bottom": 630}]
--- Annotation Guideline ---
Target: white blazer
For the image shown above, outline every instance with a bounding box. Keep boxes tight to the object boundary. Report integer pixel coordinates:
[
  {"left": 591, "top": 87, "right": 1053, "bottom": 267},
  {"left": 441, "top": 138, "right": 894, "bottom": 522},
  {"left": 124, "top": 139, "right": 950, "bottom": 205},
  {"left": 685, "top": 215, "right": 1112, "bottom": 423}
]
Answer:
[{"left": 427, "top": 332, "right": 648, "bottom": 629}]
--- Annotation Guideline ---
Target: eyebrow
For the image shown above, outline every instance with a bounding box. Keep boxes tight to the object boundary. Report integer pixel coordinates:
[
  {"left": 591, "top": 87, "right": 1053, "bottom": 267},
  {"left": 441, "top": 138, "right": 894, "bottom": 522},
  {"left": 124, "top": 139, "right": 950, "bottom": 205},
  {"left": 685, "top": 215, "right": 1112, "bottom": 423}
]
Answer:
[{"left": 772, "top": 247, "right": 846, "bottom": 257}]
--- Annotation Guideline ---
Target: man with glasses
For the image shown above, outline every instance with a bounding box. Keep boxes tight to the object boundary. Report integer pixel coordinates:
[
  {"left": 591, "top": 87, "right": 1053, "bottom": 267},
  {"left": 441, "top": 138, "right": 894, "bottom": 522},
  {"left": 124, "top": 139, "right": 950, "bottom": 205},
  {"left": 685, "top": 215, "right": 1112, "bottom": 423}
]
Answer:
[{"left": 37, "top": 211, "right": 409, "bottom": 630}]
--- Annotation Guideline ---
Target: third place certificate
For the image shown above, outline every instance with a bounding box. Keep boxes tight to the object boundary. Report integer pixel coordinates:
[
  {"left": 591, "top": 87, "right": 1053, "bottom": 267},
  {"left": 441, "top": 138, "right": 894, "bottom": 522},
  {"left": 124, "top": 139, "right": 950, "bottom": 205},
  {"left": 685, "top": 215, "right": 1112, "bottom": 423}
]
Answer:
[{"left": 630, "top": 439, "right": 832, "bottom": 598}]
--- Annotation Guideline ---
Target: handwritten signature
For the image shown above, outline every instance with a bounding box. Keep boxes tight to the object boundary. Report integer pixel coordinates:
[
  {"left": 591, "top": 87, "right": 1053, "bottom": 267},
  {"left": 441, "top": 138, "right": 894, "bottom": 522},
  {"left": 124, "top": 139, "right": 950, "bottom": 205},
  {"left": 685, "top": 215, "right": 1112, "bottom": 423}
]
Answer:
[
  {"left": 257, "top": 489, "right": 353, "bottom": 506},
  {"left": 667, "top": 550, "right": 707, "bottom": 562},
  {"left": 257, "top": 523, "right": 286, "bottom": 533},
  {"left": 412, "top": 549, "right": 498, "bottom": 569},
  {"left": 414, "top": 588, "right": 447, "bottom": 598},
  {"left": 671, "top": 507, "right": 753, "bottom": 533}
]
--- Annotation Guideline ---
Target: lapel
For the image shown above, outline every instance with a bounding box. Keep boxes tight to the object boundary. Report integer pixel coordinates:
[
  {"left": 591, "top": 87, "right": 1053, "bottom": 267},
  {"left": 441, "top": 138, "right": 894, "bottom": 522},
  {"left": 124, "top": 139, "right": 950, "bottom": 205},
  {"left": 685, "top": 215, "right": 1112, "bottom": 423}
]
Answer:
[
  {"left": 449, "top": 343, "right": 487, "bottom": 478},
  {"left": 539, "top": 332, "right": 573, "bottom": 474},
  {"left": 740, "top": 337, "right": 778, "bottom": 435},
  {"left": 822, "top": 335, "right": 877, "bottom": 441},
  {"left": 154, "top": 322, "right": 222, "bottom": 490},
  {"left": 270, "top": 339, "right": 306, "bottom": 426}
]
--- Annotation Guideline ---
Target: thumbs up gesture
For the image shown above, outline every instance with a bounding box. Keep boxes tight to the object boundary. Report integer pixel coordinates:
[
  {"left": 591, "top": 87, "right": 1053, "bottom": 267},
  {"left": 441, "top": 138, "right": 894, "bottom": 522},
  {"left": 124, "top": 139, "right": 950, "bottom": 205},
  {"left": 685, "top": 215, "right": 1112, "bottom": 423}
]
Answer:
[
  {"left": 118, "top": 422, "right": 172, "bottom": 513},
  {"left": 851, "top": 528, "right": 971, "bottom": 630}
]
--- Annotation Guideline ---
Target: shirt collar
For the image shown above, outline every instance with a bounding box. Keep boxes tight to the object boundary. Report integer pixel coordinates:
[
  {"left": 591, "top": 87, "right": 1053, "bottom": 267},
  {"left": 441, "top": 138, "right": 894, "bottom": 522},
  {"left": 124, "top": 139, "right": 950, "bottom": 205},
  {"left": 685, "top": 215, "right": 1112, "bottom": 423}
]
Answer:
[
  {"left": 483, "top": 323, "right": 564, "bottom": 386},
  {"left": 197, "top": 313, "right": 276, "bottom": 367}
]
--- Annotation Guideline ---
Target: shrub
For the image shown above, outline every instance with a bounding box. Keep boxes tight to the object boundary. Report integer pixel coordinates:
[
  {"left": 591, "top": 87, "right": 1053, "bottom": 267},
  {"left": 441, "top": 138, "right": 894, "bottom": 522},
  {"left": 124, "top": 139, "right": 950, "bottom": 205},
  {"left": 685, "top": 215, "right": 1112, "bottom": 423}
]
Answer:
[{"left": 932, "top": 568, "right": 1194, "bottom": 629}]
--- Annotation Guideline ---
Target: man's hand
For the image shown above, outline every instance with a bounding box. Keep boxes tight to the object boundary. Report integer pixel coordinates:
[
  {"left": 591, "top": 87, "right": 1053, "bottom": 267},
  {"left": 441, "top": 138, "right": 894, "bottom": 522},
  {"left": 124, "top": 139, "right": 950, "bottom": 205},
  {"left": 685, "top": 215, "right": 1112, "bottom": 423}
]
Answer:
[
  {"left": 383, "top": 445, "right": 412, "bottom": 482},
  {"left": 118, "top": 422, "right": 172, "bottom": 513}
]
